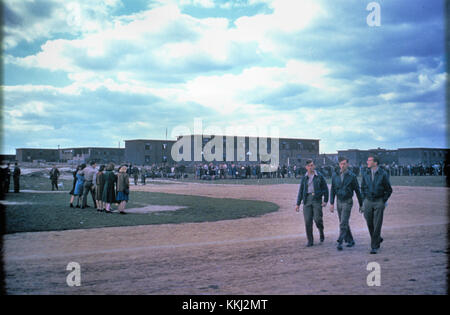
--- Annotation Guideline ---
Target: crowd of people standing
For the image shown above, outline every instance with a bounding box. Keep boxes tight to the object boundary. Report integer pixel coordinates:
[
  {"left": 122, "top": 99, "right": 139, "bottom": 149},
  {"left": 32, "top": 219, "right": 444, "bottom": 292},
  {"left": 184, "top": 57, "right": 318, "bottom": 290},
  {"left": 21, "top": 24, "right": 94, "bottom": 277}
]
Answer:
[{"left": 69, "top": 161, "right": 130, "bottom": 214}]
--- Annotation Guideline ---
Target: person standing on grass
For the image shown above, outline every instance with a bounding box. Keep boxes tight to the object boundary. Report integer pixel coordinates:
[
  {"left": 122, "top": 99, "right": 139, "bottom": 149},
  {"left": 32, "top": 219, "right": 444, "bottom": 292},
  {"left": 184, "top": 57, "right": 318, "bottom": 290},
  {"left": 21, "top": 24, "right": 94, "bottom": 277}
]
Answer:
[
  {"left": 329, "top": 156, "right": 363, "bottom": 251},
  {"left": 360, "top": 155, "right": 393, "bottom": 254},
  {"left": 116, "top": 165, "right": 130, "bottom": 214},
  {"left": 69, "top": 165, "right": 79, "bottom": 208},
  {"left": 102, "top": 163, "right": 117, "bottom": 213},
  {"left": 81, "top": 161, "right": 97, "bottom": 209},
  {"left": 4, "top": 163, "right": 11, "bottom": 193},
  {"left": 13, "top": 162, "right": 21, "bottom": 193},
  {"left": 95, "top": 165, "right": 105, "bottom": 212},
  {"left": 73, "top": 164, "right": 86, "bottom": 208},
  {"left": 295, "top": 159, "right": 328, "bottom": 247},
  {"left": 49, "top": 165, "right": 60, "bottom": 191}
]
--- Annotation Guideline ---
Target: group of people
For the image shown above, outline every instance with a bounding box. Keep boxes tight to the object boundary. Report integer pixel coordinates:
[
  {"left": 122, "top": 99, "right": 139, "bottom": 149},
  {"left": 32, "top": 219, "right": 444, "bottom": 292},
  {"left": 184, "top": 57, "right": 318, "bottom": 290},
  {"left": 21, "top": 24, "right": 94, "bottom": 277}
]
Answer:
[
  {"left": 295, "top": 155, "right": 392, "bottom": 255},
  {"left": 0, "top": 162, "right": 21, "bottom": 195},
  {"left": 69, "top": 161, "right": 130, "bottom": 214}
]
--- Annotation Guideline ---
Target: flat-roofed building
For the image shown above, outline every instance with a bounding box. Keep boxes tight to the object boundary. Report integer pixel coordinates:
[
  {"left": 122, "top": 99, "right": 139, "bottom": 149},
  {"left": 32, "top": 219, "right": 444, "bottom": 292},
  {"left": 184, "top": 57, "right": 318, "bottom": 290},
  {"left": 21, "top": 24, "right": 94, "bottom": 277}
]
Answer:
[
  {"left": 171, "top": 134, "right": 320, "bottom": 166},
  {"left": 125, "top": 139, "right": 176, "bottom": 166},
  {"left": 16, "top": 148, "right": 59, "bottom": 163}
]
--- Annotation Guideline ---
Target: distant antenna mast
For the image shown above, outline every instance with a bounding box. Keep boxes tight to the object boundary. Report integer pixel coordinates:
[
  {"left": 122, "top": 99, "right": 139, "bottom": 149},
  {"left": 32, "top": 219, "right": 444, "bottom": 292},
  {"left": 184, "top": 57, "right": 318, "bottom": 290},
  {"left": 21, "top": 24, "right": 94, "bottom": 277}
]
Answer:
[{"left": 165, "top": 127, "right": 168, "bottom": 140}]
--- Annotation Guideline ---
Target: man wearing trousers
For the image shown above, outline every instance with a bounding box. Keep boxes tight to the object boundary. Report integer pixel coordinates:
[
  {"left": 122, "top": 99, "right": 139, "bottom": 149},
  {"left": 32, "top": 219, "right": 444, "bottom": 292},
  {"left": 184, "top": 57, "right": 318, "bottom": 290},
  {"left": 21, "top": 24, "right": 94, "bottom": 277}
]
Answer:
[
  {"left": 330, "top": 156, "right": 363, "bottom": 251},
  {"left": 295, "top": 159, "right": 329, "bottom": 247},
  {"left": 360, "top": 155, "right": 393, "bottom": 254},
  {"left": 81, "top": 161, "right": 97, "bottom": 209}
]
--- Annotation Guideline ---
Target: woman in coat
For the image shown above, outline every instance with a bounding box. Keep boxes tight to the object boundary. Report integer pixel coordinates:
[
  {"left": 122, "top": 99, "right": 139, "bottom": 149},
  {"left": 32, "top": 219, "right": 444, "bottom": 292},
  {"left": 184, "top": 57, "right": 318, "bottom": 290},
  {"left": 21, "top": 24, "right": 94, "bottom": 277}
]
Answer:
[
  {"left": 102, "top": 163, "right": 117, "bottom": 213},
  {"left": 95, "top": 164, "right": 105, "bottom": 212},
  {"left": 73, "top": 164, "right": 86, "bottom": 208},
  {"left": 69, "top": 165, "right": 79, "bottom": 208},
  {"left": 116, "top": 165, "right": 130, "bottom": 214}
]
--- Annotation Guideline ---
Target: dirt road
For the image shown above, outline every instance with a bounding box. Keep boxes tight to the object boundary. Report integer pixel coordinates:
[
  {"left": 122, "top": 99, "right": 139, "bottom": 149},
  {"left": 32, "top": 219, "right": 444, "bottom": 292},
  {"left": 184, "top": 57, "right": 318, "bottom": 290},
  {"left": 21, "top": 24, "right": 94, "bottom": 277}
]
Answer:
[{"left": 3, "top": 183, "right": 448, "bottom": 294}]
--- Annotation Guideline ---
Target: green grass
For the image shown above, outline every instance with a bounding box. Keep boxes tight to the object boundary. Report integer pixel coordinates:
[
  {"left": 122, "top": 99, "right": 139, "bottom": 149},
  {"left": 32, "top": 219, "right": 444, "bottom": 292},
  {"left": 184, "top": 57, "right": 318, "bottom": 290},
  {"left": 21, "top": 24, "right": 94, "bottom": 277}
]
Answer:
[{"left": 3, "top": 190, "right": 279, "bottom": 234}]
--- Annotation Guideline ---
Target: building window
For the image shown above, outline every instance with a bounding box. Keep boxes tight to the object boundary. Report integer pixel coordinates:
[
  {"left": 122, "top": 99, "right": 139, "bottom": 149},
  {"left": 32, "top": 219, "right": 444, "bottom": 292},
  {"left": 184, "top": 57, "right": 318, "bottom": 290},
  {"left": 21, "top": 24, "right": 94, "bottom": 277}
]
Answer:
[
  {"left": 145, "top": 144, "right": 151, "bottom": 150},
  {"left": 145, "top": 155, "right": 151, "bottom": 163}
]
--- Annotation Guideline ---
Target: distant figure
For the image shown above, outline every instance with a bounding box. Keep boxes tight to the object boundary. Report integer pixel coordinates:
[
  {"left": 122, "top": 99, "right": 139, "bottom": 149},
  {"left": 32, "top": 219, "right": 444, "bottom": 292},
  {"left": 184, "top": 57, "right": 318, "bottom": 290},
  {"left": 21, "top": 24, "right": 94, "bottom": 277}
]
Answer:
[
  {"left": 69, "top": 165, "right": 79, "bottom": 208},
  {"left": 102, "top": 163, "right": 117, "bottom": 213},
  {"left": 133, "top": 166, "right": 139, "bottom": 185},
  {"left": 13, "top": 162, "right": 21, "bottom": 193},
  {"left": 116, "top": 165, "right": 130, "bottom": 214},
  {"left": 49, "top": 166, "right": 60, "bottom": 191},
  {"left": 95, "top": 165, "right": 105, "bottom": 212},
  {"left": 141, "top": 168, "right": 146, "bottom": 185},
  {"left": 4, "top": 163, "right": 11, "bottom": 193},
  {"left": 73, "top": 164, "right": 86, "bottom": 208}
]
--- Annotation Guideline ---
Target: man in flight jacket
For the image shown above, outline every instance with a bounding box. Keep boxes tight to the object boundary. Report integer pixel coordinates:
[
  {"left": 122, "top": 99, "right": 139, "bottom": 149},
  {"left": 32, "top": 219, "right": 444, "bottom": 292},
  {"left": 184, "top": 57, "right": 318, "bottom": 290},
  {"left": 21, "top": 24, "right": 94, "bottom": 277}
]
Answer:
[{"left": 295, "top": 159, "right": 329, "bottom": 247}]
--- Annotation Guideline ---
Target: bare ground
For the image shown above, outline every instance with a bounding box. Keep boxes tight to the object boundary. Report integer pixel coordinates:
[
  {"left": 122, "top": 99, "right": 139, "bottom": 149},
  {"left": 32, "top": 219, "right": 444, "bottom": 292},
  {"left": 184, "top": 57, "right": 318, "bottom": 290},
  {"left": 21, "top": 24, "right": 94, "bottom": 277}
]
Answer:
[{"left": 3, "top": 183, "right": 448, "bottom": 294}]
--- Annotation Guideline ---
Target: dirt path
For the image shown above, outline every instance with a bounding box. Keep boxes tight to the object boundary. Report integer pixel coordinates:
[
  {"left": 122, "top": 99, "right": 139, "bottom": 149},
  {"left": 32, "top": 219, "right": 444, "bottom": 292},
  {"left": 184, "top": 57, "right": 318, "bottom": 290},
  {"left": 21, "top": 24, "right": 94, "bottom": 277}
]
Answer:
[{"left": 3, "top": 183, "right": 448, "bottom": 294}]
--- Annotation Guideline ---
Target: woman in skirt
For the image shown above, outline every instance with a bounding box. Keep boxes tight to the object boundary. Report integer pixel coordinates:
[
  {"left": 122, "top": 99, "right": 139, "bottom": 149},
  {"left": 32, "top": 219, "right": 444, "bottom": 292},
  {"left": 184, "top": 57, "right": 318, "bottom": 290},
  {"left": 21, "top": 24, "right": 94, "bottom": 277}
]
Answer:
[
  {"left": 95, "top": 164, "right": 105, "bottom": 212},
  {"left": 69, "top": 165, "right": 79, "bottom": 208},
  {"left": 116, "top": 165, "right": 130, "bottom": 214},
  {"left": 73, "top": 164, "right": 86, "bottom": 208},
  {"left": 102, "top": 163, "right": 117, "bottom": 213}
]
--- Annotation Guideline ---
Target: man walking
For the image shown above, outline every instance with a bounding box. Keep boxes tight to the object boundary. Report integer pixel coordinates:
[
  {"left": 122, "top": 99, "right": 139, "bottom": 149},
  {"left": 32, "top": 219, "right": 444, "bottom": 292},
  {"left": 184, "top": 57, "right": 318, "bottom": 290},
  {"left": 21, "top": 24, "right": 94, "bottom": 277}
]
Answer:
[
  {"left": 295, "top": 159, "right": 329, "bottom": 247},
  {"left": 81, "top": 161, "right": 97, "bottom": 209},
  {"left": 49, "top": 166, "right": 60, "bottom": 191},
  {"left": 361, "top": 155, "right": 393, "bottom": 254},
  {"left": 330, "top": 157, "right": 363, "bottom": 251}
]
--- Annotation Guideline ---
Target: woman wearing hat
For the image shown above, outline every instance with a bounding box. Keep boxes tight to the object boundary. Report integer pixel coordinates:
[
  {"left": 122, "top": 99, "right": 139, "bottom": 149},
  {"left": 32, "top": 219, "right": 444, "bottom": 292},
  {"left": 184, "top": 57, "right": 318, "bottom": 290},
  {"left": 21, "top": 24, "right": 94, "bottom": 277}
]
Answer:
[
  {"left": 102, "top": 163, "right": 117, "bottom": 213},
  {"left": 95, "top": 165, "right": 105, "bottom": 212},
  {"left": 73, "top": 164, "right": 86, "bottom": 208},
  {"left": 116, "top": 165, "right": 130, "bottom": 214}
]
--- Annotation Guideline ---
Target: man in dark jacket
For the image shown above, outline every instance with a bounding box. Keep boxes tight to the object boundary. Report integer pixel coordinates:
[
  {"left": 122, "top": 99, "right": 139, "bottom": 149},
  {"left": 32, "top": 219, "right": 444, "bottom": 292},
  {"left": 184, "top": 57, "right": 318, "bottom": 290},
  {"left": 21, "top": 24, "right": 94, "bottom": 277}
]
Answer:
[
  {"left": 360, "top": 155, "right": 393, "bottom": 254},
  {"left": 330, "top": 157, "right": 363, "bottom": 251},
  {"left": 295, "top": 159, "right": 329, "bottom": 247},
  {"left": 49, "top": 166, "right": 60, "bottom": 191},
  {"left": 13, "top": 162, "right": 21, "bottom": 193}
]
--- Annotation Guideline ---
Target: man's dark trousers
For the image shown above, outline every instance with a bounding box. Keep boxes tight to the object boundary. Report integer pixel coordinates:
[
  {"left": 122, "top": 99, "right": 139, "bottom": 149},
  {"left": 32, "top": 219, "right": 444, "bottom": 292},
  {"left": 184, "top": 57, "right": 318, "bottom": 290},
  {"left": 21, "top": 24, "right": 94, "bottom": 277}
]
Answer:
[
  {"left": 51, "top": 179, "right": 58, "bottom": 191},
  {"left": 82, "top": 180, "right": 95, "bottom": 208},
  {"left": 336, "top": 198, "right": 354, "bottom": 244},
  {"left": 363, "top": 198, "right": 385, "bottom": 249},
  {"left": 303, "top": 194, "right": 324, "bottom": 244}
]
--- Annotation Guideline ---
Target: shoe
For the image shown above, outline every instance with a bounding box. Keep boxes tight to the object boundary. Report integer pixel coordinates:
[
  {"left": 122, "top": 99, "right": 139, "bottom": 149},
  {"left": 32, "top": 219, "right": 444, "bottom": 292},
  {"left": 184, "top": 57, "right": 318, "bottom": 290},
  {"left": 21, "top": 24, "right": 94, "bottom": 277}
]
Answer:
[
  {"left": 105, "top": 210, "right": 112, "bottom": 214},
  {"left": 346, "top": 241, "right": 355, "bottom": 248},
  {"left": 119, "top": 212, "right": 126, "bottom": 215},
  {"left": 70, "top": 204, "right": 74, "bottom": 208},
  {"left": 76, "top": 205, "right": 80, "bottom": 208},
  {"left": 337, "top": 244, "right": 343, "bottom": 251},
  {"left": 320, "top": 235, "right": 324, "bottom": 243},
  {"left": 306, "top": 242, "right": 314, "bottom": 247},
  {"left": 370, "top": 248, "right": 378, "bottom": 254},
  {"left": 375, "top": 238, "right": 384, "bottom": 249}
]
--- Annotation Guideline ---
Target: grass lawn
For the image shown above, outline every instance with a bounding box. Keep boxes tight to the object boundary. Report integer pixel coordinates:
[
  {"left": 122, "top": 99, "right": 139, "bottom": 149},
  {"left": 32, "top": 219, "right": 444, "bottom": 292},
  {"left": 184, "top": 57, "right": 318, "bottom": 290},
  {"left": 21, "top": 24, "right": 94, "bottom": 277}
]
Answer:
[{"left": 3, "top": 190, "right": 279, "bottom": 234}]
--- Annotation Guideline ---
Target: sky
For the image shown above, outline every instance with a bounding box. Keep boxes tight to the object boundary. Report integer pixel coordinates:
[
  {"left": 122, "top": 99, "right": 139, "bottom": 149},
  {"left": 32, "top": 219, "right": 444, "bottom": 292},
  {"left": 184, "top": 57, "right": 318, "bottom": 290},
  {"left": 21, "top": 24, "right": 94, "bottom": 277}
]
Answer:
[{"left": 1, "top": 0, "right": 447, "bottom": 155}]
